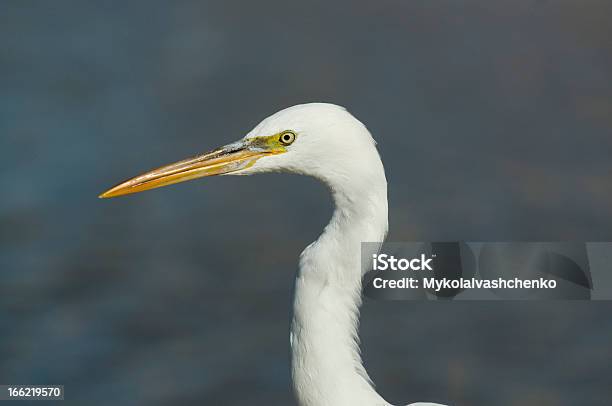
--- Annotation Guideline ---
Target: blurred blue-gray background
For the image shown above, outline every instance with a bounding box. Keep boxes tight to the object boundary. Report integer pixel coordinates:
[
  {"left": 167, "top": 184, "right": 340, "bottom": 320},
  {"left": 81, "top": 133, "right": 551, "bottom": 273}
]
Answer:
[{"left": 1, "top": 1, "right": 611, "bottom": 405}]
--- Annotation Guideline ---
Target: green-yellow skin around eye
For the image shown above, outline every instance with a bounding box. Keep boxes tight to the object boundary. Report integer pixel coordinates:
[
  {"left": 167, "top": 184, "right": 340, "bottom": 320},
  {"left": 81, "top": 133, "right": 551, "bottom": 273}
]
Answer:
[
  {"left": 247, "top": 131, "right": 296, "bottom": 153},
  {"left": 222, "top": 131, "right": 296, "bottom": 173}
]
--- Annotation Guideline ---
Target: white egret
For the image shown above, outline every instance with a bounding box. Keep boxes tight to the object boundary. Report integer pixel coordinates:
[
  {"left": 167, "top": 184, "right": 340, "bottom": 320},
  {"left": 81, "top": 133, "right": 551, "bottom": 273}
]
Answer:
[{"left": 101, "top": 103, "right": 446, "bottom": 406}]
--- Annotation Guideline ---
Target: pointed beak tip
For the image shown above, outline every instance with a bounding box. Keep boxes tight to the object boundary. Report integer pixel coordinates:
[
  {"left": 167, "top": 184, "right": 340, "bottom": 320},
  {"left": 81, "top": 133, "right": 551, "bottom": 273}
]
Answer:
[{"left": 98, "top": 188, "right": 121, "bottom": 199}]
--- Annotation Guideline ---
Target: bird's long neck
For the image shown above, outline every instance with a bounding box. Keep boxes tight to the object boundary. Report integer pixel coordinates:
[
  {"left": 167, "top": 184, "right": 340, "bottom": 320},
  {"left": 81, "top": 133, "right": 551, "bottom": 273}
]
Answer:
[{"left": 291, "top": 168, "right": 389, "bottom": 406}]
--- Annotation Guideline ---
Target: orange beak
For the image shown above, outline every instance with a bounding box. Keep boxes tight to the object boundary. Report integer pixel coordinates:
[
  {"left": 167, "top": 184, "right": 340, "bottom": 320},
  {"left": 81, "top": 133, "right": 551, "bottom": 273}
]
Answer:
[{"left": 99, "top": 141, "right": 271, "bottom": 198}]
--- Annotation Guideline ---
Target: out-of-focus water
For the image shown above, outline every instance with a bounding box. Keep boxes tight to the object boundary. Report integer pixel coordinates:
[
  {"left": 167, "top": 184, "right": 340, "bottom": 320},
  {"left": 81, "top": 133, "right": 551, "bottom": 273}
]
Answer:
[{"left": 1, "top": 1, "right": 611, "bottom": 405}]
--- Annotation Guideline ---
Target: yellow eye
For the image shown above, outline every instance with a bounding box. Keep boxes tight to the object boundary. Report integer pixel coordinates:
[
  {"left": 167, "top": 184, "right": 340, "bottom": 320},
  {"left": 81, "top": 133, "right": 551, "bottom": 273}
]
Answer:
[{"left": 279, "top": 131, "right": 296, "bottom": 145}]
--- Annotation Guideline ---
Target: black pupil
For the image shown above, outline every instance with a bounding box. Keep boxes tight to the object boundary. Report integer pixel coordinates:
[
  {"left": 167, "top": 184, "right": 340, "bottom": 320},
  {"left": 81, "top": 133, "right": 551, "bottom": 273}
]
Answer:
[{"left": 283, "top": 134, "right": 291, "bottom": 142}]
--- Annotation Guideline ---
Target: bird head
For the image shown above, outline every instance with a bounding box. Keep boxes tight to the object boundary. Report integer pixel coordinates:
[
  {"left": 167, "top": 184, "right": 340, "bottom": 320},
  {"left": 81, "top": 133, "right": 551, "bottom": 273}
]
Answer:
[{"left": 99, "top": 103, "right": 383, "bottom": 199}]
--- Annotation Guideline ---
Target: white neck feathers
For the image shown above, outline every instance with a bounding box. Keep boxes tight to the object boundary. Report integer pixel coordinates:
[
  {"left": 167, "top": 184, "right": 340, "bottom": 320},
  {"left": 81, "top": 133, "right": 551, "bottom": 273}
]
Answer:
[{"left": 290, "top": 162, "right": 389, "bottom": 406}]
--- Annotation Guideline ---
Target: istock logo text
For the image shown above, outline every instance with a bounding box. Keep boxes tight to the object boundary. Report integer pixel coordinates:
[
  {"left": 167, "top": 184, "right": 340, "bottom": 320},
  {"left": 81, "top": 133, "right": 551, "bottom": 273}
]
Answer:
[{"left": 372, "top": 253, "right": 435, "bottom": 271}]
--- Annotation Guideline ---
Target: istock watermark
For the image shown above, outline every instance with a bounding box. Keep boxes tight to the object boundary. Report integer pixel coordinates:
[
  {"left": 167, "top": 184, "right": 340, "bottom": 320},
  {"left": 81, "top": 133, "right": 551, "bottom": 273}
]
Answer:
[{"left": 361, "top": 242, "right": 612, "bottom": 300}]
